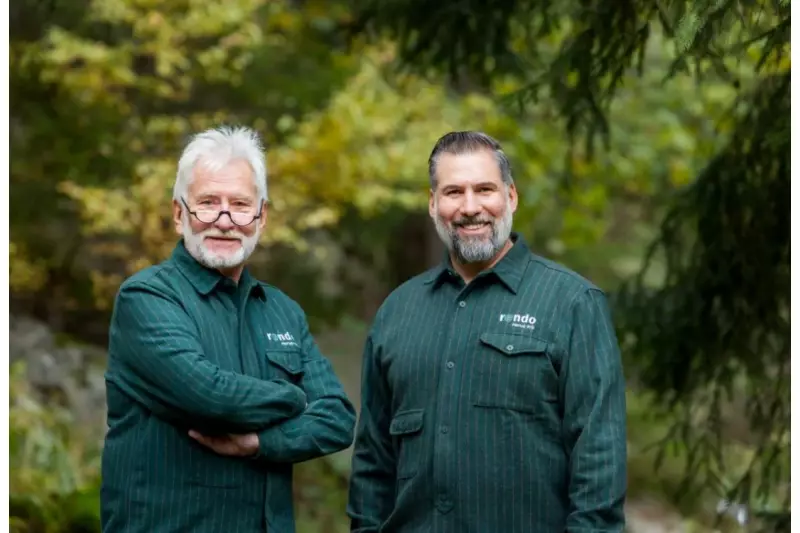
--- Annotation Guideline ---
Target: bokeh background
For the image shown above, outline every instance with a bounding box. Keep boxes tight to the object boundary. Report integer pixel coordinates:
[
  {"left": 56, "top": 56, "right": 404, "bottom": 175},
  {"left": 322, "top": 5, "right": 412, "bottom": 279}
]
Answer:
[{"left": 9, "top": 0, "right": 790, "bottom": 532}]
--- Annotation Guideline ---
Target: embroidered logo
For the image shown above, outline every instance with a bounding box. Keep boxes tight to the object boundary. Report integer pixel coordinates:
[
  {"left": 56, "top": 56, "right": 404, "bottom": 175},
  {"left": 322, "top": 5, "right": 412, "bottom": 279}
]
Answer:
[
  {"left": 498, "top": 313, "right": 537, "bottom": 331},
  {"left": 266, "top": 331, "right": 300, "bottom": 347}
]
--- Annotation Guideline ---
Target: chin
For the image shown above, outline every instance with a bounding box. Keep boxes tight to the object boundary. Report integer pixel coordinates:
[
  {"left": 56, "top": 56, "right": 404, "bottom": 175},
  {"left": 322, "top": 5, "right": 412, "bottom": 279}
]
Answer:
[
  {"left": 199, "top": 248, "right": 246, "bottom": 270},
  {"left": 206, "top": 245, "right": 242, "bottom": 256}
]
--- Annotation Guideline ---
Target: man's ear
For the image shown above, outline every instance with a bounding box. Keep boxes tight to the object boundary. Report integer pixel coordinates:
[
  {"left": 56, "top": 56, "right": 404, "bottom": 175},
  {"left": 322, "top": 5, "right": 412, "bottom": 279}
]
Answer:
[
  {"left": 258, "top": 200, "right": 268, "bottom": 232},
  {"left": 507, "top": 183, "right": 519, "bottom": 214},
  {"left": 172, "top": 199, "right": 183, "bottom": 236}
]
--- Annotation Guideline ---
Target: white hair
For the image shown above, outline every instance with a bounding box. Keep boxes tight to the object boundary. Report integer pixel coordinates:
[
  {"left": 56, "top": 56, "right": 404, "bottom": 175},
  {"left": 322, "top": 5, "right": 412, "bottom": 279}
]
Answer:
[{"left": 173, "top": 125, "right": 268, "bottom": 202}]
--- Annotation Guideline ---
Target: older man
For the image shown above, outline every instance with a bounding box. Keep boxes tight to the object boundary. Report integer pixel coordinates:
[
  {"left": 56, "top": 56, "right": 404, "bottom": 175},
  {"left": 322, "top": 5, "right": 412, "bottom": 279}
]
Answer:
[
  {"left": 101, "top": 126, "right": 356, "bottom": 533},
  {"left": 347, "top": 131, "right": 627, "bottom": 532}
]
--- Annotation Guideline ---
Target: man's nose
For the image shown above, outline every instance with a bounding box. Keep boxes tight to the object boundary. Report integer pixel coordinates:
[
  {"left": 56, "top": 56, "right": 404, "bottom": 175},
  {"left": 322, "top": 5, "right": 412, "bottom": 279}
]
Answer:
[
  {"left": 460, "top": 191, "right": 481, "bottom": 217},
  {"left": 214, "top": 204, "right": 236, "bottom": 230}
]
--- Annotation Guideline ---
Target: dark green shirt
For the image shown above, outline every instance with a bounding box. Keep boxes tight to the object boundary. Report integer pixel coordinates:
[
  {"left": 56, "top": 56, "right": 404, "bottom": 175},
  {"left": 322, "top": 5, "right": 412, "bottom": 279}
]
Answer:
[
  {"left": 101, "top": 240, "right": 356, "bottom": 533},
  {"left": 347, "top": 233, "right": 627, "bottom": 533}
]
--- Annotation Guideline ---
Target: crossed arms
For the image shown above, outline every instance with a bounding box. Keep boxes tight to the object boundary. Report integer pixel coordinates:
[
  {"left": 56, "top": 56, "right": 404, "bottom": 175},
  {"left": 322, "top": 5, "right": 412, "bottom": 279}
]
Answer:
[{"left": 107, "top": 281, "right": 356, "bottom": 463}]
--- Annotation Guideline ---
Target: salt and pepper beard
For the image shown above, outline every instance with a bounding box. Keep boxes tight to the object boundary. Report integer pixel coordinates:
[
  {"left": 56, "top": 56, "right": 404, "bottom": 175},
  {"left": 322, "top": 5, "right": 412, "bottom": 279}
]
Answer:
[
  {"left": 433, "top": 194, "right": 514, "bottom": 265},
  {"left": 181, "top": 210, "right": 261, "bottom": 271}
]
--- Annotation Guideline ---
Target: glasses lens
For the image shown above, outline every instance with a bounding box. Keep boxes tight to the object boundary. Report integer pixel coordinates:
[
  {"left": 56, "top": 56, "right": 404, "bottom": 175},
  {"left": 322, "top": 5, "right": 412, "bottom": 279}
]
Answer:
[
  {"left": 230, "top": 212, "right": 256, "bottom": 226},
  {"left": 190, "top": 207, "right": 257, "bottom": 226},
  {"left": 195, "top": 209, "right": 221, "bottom": 224}
]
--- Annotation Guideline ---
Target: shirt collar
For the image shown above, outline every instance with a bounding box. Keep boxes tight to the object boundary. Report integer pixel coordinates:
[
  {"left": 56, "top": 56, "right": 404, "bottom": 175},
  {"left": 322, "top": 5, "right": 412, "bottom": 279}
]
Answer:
[
  {"left": 424, "top": 232, "right": 531, "bottom": 294},
  {"left": 171, "top": 239, "right": 265, "bottom": 299}
]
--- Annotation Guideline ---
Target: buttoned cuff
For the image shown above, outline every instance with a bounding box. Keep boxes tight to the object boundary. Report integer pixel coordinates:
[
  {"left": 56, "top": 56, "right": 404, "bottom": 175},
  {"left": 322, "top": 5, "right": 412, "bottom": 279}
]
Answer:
[
  {"left": 252, "top": 426, "right": 283, "bottom": 461},
  {"left": 251, "top": 401, "right": 307, "bottom": 462}
]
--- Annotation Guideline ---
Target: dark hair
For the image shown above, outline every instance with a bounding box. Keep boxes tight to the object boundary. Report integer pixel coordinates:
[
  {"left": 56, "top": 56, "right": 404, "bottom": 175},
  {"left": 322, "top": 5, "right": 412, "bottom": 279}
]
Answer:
[{"left": 427, "top": 131, "right": 513, "bottom": 189}]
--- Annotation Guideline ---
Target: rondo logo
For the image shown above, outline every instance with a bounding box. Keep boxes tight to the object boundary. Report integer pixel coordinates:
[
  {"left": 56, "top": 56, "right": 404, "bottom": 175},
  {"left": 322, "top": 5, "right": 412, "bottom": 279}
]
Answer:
[
  {"left": 498, "top": 313, "right": 537, "bottom": 330},
  {"left": 266, "top": 331, "right": 299, "bottom": 347}
]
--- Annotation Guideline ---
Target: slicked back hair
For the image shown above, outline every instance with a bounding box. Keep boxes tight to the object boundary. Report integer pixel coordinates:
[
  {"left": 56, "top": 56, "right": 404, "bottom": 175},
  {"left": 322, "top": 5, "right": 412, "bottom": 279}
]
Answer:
[{"left": 427, "top": 131, "right": 513, "bottom": 190}]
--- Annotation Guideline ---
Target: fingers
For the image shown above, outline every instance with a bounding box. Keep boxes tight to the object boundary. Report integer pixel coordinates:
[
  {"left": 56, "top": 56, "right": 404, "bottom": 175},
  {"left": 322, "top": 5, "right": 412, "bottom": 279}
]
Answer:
[
  {"left": 188, "top": 430, "right": 214, "bottom": 444},
  {"left": 188, "top": 431, "right": 218, "bottom": 448}
]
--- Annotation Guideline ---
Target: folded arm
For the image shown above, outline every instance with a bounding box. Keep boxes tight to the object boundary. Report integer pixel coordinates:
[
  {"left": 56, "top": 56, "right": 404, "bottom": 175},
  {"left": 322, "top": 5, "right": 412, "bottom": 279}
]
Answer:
[
  {"left": 108, "top": 282, "right": 307, "bottom": 433},
  {"left": 254, "top": 307, "right": 356, "bottom": 464},
  {"left": 562, "top": 288, "right": 628, "bottom": 533},
  {"left": 346, "top": 333, "right": 396, "bottom": 532}
]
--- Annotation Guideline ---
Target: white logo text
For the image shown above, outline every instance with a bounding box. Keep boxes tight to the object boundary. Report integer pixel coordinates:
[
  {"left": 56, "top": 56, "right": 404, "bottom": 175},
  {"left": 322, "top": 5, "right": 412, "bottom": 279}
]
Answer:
[{"left": 498, "top": 313, "right": 537, "bottom": 330}]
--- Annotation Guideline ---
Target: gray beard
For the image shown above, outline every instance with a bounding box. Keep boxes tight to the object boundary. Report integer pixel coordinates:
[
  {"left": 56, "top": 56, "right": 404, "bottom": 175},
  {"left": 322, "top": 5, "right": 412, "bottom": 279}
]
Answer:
[
  {"left": 181, "top": 213, "right": 260, "bottom": 271},
  {"left": 433, "top": 204, "right": 513, "bottom": 264}
]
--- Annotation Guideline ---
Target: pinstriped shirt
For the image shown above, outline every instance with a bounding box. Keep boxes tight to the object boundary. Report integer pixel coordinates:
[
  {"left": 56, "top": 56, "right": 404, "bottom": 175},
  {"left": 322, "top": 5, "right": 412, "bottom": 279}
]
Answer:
[
  {"left": 101, "top": 239, "right": 356, "bottom": 533},
  {"left": 347, "top": 233, "right": 627, "bottom": 533}
]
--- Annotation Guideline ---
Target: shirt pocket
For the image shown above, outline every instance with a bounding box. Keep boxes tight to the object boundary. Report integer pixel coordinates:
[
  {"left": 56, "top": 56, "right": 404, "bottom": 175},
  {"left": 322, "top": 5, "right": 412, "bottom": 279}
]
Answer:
[
  {"left": 473, "top": 332, "right": 559, "bottom": 414},
  {"left": 389, "top": 409, "right": 425, "bottom": 480},
  {"left": 265, "top": 347, "right": 306, "bottom": 384}
]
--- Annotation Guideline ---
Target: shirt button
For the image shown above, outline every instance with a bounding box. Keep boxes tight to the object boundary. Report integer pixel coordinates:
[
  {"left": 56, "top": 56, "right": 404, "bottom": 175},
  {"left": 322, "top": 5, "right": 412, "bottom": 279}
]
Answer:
[
  {"left": 440, "top": 425, "right": 449, "bottom": 434},
  {"left": 506, "top": 344, "right": 514, "bottom": 351},
  {"left": 458, "top": 301, "right": 466, "bottom": 308},
  {"left": 446, "top": 361, "right": 455, "bottom": 369}
]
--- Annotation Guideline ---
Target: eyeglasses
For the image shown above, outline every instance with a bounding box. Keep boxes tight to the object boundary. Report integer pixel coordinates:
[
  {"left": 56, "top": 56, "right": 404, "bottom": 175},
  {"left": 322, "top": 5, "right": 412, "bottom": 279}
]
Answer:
[{"left": 181, "top": 197, "right": 263, "bottom": 227}]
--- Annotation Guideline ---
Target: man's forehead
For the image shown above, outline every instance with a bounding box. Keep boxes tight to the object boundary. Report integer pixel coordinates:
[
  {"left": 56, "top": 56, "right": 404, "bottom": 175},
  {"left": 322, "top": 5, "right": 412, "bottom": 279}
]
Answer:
[
  {"left": 189, "top": 159, "right": 257, "bottom": 196},
  {"left": 435, "top": 152, "right": 503, "bottom": 187}
]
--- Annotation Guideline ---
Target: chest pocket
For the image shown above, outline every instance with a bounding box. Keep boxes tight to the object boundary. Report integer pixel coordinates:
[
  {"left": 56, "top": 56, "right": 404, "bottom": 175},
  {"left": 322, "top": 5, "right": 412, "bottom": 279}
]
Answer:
[
  {"left": 473, "top": 332, "right": 559, "bottom": 413},
  {"left": 266, "top": 347, "right": 305, "bottom": 384}
]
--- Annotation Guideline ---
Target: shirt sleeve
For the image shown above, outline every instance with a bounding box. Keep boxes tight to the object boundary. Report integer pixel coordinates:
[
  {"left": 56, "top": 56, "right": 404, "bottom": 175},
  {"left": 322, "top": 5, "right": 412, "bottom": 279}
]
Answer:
[
  {"left": 562, "top": 288, "right": 628, "bottom": 533},
  {"left": 253, "top": 307, "right": 356, "bottom": 464},
  {"left": 107, "top": 282, "right": 308, "bottom": 433},
  {"left": 346, "top": 331, "right": 396, "bottom": 532}
]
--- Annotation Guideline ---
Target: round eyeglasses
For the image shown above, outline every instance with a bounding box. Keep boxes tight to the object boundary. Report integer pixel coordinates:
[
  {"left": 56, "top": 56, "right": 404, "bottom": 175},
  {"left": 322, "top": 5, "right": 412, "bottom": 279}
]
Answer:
[{"left": 181, "top": 197, "right": 263, "bottom": 227}]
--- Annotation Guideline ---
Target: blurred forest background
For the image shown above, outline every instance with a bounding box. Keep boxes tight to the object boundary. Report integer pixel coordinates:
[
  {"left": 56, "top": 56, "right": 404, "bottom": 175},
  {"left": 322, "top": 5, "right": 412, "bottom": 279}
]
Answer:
[{"left": 9, "top": 0, "right": 789, "bottom": 532}]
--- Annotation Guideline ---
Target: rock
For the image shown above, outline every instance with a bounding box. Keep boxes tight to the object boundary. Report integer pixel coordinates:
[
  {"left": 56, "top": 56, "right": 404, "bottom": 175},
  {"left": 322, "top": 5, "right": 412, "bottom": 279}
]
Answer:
[
  {"left": 625, "top": 498, "right": 690, "bottom": 533},
  {"left": 10, "top": 315, "right": 56, "bottom": 364},
  {"left": 9, "top": 315, "right": 108, "bottom": 433}
]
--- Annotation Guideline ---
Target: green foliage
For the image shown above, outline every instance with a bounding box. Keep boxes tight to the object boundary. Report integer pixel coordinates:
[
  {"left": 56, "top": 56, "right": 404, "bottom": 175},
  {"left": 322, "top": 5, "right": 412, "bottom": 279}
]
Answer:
[
  {"left": 10, "top": 0, "right": 356, "bottom": 308},
  {"left": 11, "top": 0, "right": 741, "bottom": 316},
  {"left": 617, "top": 71, "right": 790, "bottom": 521},
  {"left": 347, "top": 0, "right": 788, "bottom": 150},
  {"left": 9, "top": 363, "right": 102, "bottom": 532}
]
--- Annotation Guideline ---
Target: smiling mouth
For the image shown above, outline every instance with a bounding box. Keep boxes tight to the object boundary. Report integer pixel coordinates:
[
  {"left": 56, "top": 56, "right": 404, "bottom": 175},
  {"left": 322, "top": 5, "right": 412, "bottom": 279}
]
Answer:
[{"left": 456, "top": 222, "right": 491, "bottom": 231}]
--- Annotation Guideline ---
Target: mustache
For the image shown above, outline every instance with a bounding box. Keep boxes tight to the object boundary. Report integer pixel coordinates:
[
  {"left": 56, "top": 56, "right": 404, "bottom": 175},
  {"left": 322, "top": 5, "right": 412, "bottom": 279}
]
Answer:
[
  {"left": 198, "top": 229, "right": 243, "bottom": 240},
  {"left": 452, "top": 216, "right": 493, "bottom": 227}
]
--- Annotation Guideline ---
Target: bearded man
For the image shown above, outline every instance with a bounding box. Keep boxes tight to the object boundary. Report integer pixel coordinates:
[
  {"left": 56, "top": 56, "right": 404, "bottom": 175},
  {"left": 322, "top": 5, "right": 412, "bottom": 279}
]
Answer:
[
  {"left": 347, "top": 131, "right": 627, "bottom": 533},
  {"left": 100, "top": 126, "right": 356, "bottom": 533}
]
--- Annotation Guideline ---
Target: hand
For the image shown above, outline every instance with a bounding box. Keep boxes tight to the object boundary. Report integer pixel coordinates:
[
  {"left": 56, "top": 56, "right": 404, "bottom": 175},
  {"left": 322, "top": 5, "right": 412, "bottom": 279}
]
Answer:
[{"left": 188, "top": 430, "right": 260, "bottom": 457}]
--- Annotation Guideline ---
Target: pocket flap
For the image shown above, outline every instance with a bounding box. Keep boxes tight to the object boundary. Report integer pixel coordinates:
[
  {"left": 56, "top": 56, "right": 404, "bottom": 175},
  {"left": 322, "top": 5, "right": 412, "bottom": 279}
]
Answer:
[
  {"left": 267, "top": 349, "right": 305, "bottom": 375},
  {"left": 479, "top": 333, "right": 549, "bottom": 356},
  {"left": 389, "top": 409, "right": 424, "bottom": 436}
]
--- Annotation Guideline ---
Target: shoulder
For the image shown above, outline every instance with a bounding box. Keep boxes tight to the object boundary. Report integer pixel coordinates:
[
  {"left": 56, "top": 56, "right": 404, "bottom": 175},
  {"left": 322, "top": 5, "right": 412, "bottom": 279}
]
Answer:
[
  {"left": 117, "top": 262, "right": 181, "bottom": 300},
  {"left": 526, "top": 251, "right": 603, "bottom": 300},
  {"left": 374, "top": 268, "right": 435, "bottom": 321},
  {"left": 523, "top": 253, "right": 616, "bottom": 336},
  {"left": 111, "top": 262, "right": 192, "bottom": 326}
]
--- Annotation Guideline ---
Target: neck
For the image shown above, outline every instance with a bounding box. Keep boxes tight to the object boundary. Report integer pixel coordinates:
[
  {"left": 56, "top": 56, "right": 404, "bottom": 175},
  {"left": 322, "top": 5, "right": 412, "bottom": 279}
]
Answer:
[
  {"left": 217, "top": 266, "right": 244, "bottom": 283},
  {"left": 451, "top": 239, "right": 514, "bottom": 283}
]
